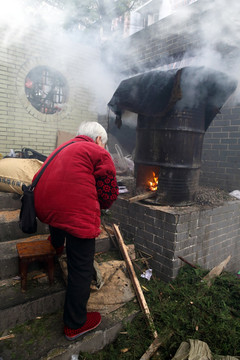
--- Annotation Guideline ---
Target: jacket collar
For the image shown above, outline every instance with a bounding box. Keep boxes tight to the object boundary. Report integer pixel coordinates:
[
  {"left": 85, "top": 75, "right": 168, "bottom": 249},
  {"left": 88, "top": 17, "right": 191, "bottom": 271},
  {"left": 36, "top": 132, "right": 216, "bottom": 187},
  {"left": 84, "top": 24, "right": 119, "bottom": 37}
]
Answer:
[{"left": 74, "top": 135, "right": 94, "bottom": 143}]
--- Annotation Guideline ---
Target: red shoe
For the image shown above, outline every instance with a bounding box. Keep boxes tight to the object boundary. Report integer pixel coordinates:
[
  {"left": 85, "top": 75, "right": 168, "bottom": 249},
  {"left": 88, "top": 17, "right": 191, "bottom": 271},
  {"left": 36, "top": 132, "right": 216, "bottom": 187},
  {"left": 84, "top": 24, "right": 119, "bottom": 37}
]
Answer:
[
  {"left": 47, "top": 235, "right": 64, "bottom": 256},
  {"left": 64, "top": 312, "right": 101, "bottom": 341}
]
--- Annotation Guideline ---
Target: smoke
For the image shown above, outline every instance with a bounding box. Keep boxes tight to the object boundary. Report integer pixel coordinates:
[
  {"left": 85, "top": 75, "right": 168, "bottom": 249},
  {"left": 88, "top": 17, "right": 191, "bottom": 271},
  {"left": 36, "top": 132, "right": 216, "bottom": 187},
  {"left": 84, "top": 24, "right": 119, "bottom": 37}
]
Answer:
[
  {"left": 169, "top": 0, "right": 240, "bottom": 106},
  {"left": 0, "top": 0, "right": 120, "bottom": 116},
  {"left": 157, "top": 0, "right": 240, "bottom": 81},
  {"left": 105, "top": 0, "right": 240, "bottom": 153},
  {"left": 0, "top": 0, "right": 65, "bottom": 45},
  {"left": 115, "top": 0, "right": 240, "bottom": 112},
  {"left": 192, "top": 0, "right": 240, "bottom": 50},
  {"left": 0, "top": 0, "right": 239, "bottom": 119}
]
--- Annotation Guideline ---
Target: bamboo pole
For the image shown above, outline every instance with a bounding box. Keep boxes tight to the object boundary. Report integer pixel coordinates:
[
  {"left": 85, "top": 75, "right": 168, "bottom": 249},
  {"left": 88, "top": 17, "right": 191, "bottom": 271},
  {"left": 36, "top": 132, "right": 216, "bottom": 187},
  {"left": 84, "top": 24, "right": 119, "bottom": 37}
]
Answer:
[{"left": 113, "top": 224, "right": 158, "bottom": 339}]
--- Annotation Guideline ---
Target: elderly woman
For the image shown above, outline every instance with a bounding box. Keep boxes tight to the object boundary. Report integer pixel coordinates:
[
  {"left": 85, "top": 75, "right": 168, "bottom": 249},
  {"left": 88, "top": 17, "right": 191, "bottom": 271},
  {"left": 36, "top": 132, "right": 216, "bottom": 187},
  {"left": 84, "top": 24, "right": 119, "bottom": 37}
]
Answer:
[{"left": 33, "top": 121, "right": 118, "bottom": 340}]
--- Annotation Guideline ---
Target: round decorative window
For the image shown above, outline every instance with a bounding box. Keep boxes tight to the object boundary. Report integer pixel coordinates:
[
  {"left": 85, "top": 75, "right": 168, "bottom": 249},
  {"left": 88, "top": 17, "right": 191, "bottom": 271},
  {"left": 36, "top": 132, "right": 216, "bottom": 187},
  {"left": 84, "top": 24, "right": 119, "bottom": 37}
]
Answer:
[{"left": 25, "top": 66, "right": 68, "bottom": 115}]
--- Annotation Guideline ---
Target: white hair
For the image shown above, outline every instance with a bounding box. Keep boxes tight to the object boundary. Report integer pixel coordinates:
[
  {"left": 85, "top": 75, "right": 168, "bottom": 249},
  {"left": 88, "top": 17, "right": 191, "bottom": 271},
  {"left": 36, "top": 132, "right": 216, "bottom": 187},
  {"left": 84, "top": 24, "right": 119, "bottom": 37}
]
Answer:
[{"left": 76, "top": 121, "right": 108, "bottom": 144}]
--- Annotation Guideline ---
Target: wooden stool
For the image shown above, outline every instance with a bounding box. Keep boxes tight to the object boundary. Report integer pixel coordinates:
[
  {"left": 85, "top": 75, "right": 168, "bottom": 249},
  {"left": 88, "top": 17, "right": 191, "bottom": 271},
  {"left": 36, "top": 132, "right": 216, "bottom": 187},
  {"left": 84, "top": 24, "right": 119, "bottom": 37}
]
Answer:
[{"left": 16, "top": 240, "right": 56, "bottom": 291}]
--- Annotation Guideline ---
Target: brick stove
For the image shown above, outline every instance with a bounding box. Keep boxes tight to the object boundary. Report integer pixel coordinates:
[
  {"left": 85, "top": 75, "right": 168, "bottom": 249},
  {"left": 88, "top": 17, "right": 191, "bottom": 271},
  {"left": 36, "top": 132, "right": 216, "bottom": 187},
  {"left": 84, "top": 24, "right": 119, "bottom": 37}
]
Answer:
[
  {"left": 108, "top": 66, "right": 239, "bottom": 281},
  {"left": 108, "top": 195, "right": 240, "bottom": 282}
]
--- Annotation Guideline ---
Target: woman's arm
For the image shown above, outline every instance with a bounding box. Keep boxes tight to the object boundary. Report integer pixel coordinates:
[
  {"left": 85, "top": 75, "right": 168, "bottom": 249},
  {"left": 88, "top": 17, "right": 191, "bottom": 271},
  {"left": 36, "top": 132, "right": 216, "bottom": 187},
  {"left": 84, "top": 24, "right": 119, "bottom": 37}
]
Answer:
[{"left": 96, "top": 174, "right": 119, "bottom": 209}]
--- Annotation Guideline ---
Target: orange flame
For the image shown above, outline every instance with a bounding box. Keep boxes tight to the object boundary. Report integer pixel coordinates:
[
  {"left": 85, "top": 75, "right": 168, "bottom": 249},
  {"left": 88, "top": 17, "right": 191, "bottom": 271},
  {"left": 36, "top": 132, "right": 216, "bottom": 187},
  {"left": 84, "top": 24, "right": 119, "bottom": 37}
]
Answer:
[{"left": 148, "top": 172, "right": 158, "bottom": 191}]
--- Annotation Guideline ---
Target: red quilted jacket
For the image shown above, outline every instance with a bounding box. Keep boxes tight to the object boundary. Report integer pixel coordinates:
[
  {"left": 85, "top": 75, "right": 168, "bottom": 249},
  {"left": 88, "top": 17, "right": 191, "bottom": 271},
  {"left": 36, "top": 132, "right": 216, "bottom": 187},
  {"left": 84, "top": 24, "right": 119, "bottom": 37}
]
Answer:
[{"left": 33, "top": 136, "right": 118, "bottom": 239}]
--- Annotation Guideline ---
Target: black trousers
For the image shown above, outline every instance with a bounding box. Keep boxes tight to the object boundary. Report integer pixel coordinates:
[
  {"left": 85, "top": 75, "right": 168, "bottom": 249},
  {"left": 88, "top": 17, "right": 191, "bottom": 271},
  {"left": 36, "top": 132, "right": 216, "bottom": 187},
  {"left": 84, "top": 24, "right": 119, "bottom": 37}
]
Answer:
[{"left": 49, "top": 226, "right": 95, "bottom": 329}]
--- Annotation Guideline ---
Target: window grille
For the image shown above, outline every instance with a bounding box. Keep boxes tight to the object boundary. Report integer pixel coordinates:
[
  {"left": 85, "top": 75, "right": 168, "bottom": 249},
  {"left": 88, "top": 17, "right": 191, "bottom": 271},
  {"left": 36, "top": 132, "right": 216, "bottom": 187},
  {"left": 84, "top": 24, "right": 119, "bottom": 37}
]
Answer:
[{"left": 25, "top": 66, "right": 68, "bottom": 114}]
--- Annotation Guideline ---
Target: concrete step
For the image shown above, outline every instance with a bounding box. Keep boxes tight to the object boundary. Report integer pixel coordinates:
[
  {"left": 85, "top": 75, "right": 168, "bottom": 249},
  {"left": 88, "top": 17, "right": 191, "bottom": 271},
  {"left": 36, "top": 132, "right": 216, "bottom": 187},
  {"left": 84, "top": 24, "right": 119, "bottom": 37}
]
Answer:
[
  {"left": 0, "top": 301, "right": 139, "bottom": 360},
  {"left": 0, "top": 228, "right": 118, "bottom": 331},
  {"left": 0, "top": 230, "right": 114, "bottom": 280},
  {"left": 0, "top": 226, "right": 118, "bottom": 332},
  {"left": 0, "top": 264, "right": 66, "bottom": 332},
  {"left": 0, "top": 209, "right": 49, "bottom": 242}
]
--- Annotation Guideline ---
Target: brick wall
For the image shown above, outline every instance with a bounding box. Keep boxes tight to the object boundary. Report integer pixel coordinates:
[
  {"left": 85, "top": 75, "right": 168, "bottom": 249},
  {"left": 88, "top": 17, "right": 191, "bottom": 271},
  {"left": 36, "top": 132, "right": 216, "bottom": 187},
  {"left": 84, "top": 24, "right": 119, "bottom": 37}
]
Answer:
[
  {"left": 108, "top": 197, "right": 240, "bottom": 281},
  {"left": 0, "top": 25, "right": 99, "bottom": 157},
  {"left": 201, "top": 106, "right": 240, "bottom": 191},
  {"left": 103, "top": 0, "right": 240, "bottom": 191}
]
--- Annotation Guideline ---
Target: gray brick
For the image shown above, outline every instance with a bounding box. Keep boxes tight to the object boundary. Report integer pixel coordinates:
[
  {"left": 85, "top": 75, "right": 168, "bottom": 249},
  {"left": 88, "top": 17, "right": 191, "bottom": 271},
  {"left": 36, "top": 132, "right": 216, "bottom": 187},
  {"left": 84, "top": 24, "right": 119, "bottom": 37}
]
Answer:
[
  {"left": 122, "top": 223, "right": 136, "bottom": 237},
  {"left": 178, "top": 210, "right": 200, "bottom": 222},
  {"left": 162, "top": 221, "right": 178, "bottom": 233},
  {"left": 128, "top": 202, "right": 146, "bottom": 217},
  {"left": 113, "top": 213, "right": 129, "bottom": 225},
  {"left": 145, "top": 206, "right": 159, "bottom": 218},
  {"left": 151, "top": 255, "right": 174, "bottom": 272},
  {"left": 198, "top": 215, "right": 211, "bottom": 227},
  {"left": 154, "top": 218, "right": 164, "bottom": 229},
  {"left": 162, "top": 228, "right": 177, "bottom": 241},
  {"left": 154, "top": 235, "right": 175, "bottom": 251},
  {"left": 229, "top": 132, "right": 240, "bottom": 138},
  {"left": 221, "top": 138, "right": 237, "bottom": 144},
  {"left": 214, "top": 119, "right": 230, "bottom": 126},
  {"left": 175, "top": 231, "right": 188, "bottom": 241},
  {"left": 179, "top": 245, "right": 196, "bottom": 257},
  {"left": 164, "top": 212, "right": 178, "bottom": 224},
  {"left": 129, "top": 218, "right": 145, "bottom": 230},
  {"left": 175, "top": 236, "right": 196, "bottom": 251},
  {"left": 135, "top": 243, "right": 153, "bottom": 257},
  {"left": 144, "top": 214, "right": 155, "bottom": 225},
  {"left": 212, "top": 132, "right": 229, "bottom": 138},
  {"left": 144, "top": 223, "right": 156, "bottom": 234},
  {"left": 161, "top": 246, "right": 175, "bottom": 259},
  {"left": 231, "top": 119, "right": 240, "bottom": 125},
  {"left": 212, "top": 144, "right": 228, "bottom": 150},
  {"left": 136, "top": 228, "right": 154, "bottom": 243},
  {"left": 176, "top": 221, "right": 193, "bottom": 233},
  {"left": 149, "top": 260, "right": 173, "bottom": 281}
]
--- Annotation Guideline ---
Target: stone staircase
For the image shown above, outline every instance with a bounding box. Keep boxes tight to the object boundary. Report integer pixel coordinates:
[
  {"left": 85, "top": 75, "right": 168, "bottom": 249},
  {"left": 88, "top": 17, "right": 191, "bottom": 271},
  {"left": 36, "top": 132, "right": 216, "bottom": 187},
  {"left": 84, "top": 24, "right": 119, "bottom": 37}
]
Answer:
[{"left": 0, "top": 192, "right": 138, "bottom": 360}]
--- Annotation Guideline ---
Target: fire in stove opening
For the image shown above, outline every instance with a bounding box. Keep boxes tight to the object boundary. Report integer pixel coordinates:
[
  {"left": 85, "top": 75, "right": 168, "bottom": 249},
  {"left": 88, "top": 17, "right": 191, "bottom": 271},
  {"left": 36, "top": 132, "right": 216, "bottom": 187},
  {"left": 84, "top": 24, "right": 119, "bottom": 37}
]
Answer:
[{"left": 148, "top": 172, "right": 158, "bottom": 191}]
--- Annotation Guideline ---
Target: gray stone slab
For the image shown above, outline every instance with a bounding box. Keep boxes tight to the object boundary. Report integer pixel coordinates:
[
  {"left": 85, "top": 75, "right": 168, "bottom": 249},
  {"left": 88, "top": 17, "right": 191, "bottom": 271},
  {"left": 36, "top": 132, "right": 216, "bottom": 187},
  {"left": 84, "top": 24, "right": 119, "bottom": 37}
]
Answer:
[{"left": 0, "top": 192, "right": 21, "bottom": 210}]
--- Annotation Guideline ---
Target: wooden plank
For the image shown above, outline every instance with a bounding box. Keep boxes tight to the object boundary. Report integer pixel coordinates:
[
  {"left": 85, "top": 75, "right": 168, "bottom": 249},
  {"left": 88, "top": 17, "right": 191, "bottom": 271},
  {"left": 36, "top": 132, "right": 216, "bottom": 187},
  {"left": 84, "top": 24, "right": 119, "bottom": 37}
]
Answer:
[
  {"left": 128, "top": 191, "right": 156, "bottom": 203},
  {"left": 16, "top": 240, "right": 55, "bottom": 258},
  {"left": 203, "top": 255, "right": 231, "bottom": 287},
  {"left": 0, "top": 334, "right": 15, "bottom": 341},
  {"left": 113, "top": 224, "right": 158, "bottom": 339},
  {"left": 140, "top": 332, "right": 173, "bottom": 360}
]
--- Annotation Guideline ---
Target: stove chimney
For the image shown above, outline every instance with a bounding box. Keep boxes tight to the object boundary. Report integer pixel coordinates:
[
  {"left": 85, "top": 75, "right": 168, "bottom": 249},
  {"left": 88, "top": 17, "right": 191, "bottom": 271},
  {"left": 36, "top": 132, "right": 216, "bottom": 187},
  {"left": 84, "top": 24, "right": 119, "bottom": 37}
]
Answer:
[{"left": 108, "top": 66, "right": 237, "bottom": 205}]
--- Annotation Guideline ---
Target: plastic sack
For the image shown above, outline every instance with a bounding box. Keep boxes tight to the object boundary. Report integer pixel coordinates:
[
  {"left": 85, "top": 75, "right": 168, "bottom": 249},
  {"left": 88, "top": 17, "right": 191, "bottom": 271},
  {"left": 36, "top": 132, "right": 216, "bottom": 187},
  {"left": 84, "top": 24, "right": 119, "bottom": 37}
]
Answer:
[
  {"left": 111, "top": 144, "right": 134, "bottom": 174},
  {"left": 0, "top": 158, "right": 43, "bottom": 194}
]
